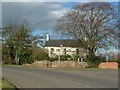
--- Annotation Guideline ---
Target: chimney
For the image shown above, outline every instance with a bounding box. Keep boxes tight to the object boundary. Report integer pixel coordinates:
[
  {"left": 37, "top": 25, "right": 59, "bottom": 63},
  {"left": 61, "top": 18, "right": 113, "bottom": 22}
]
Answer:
[{"left": 46, "top": 34, "right": 50, "bottom": 41}]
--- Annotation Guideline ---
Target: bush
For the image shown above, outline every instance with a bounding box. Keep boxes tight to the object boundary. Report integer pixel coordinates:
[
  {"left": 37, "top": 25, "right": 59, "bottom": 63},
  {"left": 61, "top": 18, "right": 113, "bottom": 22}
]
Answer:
[
  {"left": 86, "top": 55, "right": 102, "bottom": 68},
  {"left": 71, "top": 54, "right": 80, "bottom": 61},
  {"left": 49, "top": 54, "right": 71, "bottom": 62},
  {"left": 60, "top": 54, "right": 71, "bottom": 61},
  {"left": 32, "top": 48, "right": 49, "bottom": 61},
  {"left": 19, "top": 49, "right": 33, "bottom": 65},
  {"left": 49, "top": 56, "right": 58, "bottom": 62}
]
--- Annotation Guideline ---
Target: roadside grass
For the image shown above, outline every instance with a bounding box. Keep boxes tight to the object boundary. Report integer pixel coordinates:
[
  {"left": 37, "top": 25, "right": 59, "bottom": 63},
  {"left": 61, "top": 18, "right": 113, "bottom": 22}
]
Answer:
[
  {"left": 2, "top": 78, "right": 17, "bottom": 90},
  {"left": 0, "top": 78, "right": 2, "bottom": 89},
  {"left": 3, "top": 64, "right": 118, "bottom": 71},
  {"left": 51, "top": 67, "right": 118, "bottom": 71},
  {"left": 2, "top": 64, "right": 22, "bottom": 67}
]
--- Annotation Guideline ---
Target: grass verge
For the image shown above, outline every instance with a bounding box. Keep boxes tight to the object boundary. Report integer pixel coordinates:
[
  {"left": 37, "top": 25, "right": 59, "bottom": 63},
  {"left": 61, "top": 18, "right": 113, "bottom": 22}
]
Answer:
[
  {"left": 2, "top": 78, "right": 18, "bottom": 90},
  {"left": 51, "top": 67, "right": 118, "bottom": 71},
  {"left": 3, "top": 64, "right": 118, "bottom": 71}
]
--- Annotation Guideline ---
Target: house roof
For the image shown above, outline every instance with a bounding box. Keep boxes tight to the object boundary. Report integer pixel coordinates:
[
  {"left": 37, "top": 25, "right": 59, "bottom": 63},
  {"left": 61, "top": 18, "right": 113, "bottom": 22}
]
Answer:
[{"left": 44, "top": 39, "right": 82, "bottom": 47}]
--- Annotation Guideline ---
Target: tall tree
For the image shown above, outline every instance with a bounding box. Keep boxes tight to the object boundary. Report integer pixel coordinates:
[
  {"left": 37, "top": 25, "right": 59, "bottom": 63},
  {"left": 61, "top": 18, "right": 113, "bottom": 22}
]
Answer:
[
  {"left": 14, "top": 24, "right": 32, "bottom": 64},
  {"left": 2, "top": 22, "right": 48, "bottom": 64},
  {"left": 31, "top": 35, "right": 44, "bottom": 61},
  {"left": 2, "top": 22, "right": 32, "bottom": 64},
  {"left": 2, "top": 23, "right": 18, "bottom": 63},
  {"left": 55, "top": 2, "right": 118, "bottom": 60}
]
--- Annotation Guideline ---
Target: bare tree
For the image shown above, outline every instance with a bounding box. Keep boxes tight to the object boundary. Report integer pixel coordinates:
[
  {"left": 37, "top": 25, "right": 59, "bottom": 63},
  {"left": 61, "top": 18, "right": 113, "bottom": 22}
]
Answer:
[{"left": 55, "top": 2, "right": 118, "bottom": 58}]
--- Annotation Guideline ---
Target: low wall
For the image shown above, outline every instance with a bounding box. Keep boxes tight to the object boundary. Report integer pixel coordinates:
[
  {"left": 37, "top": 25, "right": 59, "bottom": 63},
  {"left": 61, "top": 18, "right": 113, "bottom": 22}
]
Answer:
[
  {"left": 23, "top": 60, "right": 88, "bottom": 68},
  {"left": 52, "top": 61, "right": 76, "bottom": 68},
  {"left": 98, "top": 62, "right": 118, "bottom": 69},
  {"left": 23, "top": 60, "right": 51, "bottom": 67},
  {"left": 75, "top": 62, "right": 88, "bottom": 68},
  {"left": 32, "top": 60, "right": 51, "bottom": 67},
  {"left": 23, "top": 61, "right": 118, "bottom": 69}
]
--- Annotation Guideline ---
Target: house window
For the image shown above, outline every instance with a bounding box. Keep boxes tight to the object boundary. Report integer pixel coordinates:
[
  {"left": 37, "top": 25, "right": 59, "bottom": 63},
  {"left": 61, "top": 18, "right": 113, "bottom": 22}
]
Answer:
[
  {"left": 56, "top": 49, "right": 60, "bottom": 51},
  {"left": 51, "top": 48, "right": 54, "bottom": 51},
  {"left": 76, "top": 49, "right": 79, "bottom": 54},
  {"left": 64, "top": 49, "right": 66, "bottom": 54},
  {"left": 51, "top": 48, "right": 54, "bottom": 54},
  {"left": 68, "top": 49, "right": 71, "bottom": 52}
]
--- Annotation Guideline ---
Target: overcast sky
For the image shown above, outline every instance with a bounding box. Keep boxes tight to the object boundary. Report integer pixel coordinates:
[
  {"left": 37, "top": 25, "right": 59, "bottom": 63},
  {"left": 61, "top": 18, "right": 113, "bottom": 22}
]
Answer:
[
  {"left": 2, "top": 0, "right": 119, "bottom": 39},
  {"left": 2, "top": 2, "right": 77, "bottom": 39}
]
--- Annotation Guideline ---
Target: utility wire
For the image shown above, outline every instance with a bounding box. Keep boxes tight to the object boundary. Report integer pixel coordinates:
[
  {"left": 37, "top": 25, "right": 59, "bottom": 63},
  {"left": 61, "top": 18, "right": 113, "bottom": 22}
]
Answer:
[{"left": 29, "top": 18, "right": 57, "bottom": 28}]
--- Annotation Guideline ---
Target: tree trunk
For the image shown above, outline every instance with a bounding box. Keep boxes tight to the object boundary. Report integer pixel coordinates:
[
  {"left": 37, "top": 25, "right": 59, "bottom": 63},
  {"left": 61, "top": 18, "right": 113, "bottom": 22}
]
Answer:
[{"left": 87, "top": 46, "right": 96, "bottom": 58}]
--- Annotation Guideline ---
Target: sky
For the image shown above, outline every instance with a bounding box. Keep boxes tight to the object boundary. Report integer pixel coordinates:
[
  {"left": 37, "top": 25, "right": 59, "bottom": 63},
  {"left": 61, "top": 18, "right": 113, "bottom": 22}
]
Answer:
[
  {"left": 2, "top": 2, "right": 76, "bottom": 39},
  {"left": 2, "top": 0, "right": 119, "bottom": 40},
  {"left": 1, "top": 0, "right": 120, "bottom": 2},
  {"left": 1, "top": 0, "right": 119, "bottom": 55},
  {"left": 0, "top": 2, "right": 1, "bottom": 27}
]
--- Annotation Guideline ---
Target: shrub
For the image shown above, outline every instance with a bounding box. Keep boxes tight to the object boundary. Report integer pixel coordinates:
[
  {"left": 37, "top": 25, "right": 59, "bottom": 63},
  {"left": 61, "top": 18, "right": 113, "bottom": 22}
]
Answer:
[
  {"left": 49, "top": 54, "right": 71, "bottom": 62},
  {"left": 49, "top": 56, "right": 58, "bottom": 62},
  {"left": 71, "top": 54, "right": 80, "bottom": 61},
  {"left": 86, "top": 55, "right": 102, "bottom": 68},
  {"left": 60, "top": 54, "right": 71, "bottom": 61},
  {"left": 19, "top": 49, "right": 33, "bottom": 64},
  {"left": 32, "top": 48, "right": 49, "bottom": 61}
]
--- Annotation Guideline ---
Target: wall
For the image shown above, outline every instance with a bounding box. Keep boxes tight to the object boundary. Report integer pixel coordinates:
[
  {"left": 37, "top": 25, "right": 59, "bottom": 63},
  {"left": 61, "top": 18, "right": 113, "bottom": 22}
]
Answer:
[
  {"left": 24, "top": 60, "right": 88, "bottom": 68},
  {"left": 98, "top": 62, "right": 118, "bottom": 69}
]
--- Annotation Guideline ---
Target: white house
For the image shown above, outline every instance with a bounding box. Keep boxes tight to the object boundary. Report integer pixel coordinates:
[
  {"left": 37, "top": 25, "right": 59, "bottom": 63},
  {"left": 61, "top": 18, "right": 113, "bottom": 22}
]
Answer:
[{"left": 44, "top": 34, "right": 86, "bottom": 58}]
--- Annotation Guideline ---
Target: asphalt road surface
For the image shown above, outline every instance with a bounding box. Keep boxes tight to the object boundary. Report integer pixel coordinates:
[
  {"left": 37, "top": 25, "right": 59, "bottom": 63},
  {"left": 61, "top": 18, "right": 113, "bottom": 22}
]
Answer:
[{"left": 2, "top": 66, "right": 118, "bottom": 88}]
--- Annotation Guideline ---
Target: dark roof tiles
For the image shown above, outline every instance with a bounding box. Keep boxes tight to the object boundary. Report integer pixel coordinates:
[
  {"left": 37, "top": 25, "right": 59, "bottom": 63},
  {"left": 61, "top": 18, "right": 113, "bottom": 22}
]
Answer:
[{"left": 45, "top": 39, "right": 81, "bottom": 47}]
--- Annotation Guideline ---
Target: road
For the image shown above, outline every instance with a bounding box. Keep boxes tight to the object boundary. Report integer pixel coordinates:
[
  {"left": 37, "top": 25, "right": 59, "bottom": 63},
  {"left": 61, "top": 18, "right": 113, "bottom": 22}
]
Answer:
[{"left": 2, "top": 66, "right": 118, "bottom": 88}]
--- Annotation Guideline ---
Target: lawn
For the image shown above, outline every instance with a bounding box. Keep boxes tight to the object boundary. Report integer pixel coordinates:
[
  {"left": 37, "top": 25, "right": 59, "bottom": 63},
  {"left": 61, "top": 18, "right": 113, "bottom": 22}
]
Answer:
[{"left": 2, "top": 78, "right": 17, "bottom": 90}]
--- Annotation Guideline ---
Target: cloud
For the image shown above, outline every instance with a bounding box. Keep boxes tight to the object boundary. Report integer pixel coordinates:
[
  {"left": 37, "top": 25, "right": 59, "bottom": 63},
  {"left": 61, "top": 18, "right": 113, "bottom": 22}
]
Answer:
[{"left": 2, "top": 2, "right": 69, "bottom": 31}]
